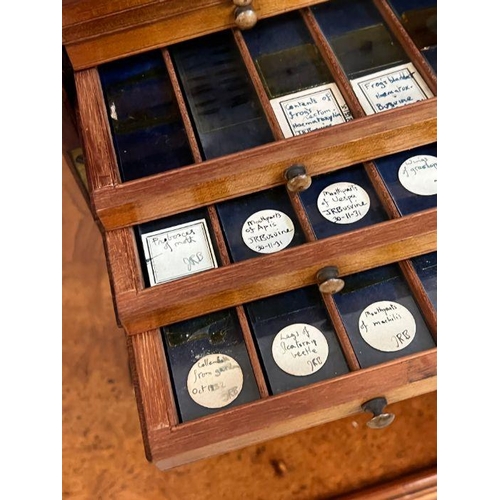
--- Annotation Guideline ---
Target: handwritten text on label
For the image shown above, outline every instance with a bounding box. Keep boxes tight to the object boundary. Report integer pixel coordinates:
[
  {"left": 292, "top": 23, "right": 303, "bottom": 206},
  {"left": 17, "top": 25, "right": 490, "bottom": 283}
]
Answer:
[
  {"left": 242, "top": 209, "right": 295, "bottom": 254},
  {"left": 398, "top": 155, "right": 437, "bottom": 196},
  {"left": 358, "top": 301, "right": 417, "bottom": 352},
  {"left": 141, "top": 219, "right": 217, "bottom": 285},
  {"left": 271, "top": 83, "right": 353, "bottom": 138},
  {"left": 317, "top": 182, "right": 371, "bottom": 224},
  {"left": 351, "top": 63, "right": 433, "bottom": 115},
  {"left": 272, "top": 323, "right": 329, "bottom": 376},
  {"left": 187, "top": 354, "right": 244, "bottom": 409}
]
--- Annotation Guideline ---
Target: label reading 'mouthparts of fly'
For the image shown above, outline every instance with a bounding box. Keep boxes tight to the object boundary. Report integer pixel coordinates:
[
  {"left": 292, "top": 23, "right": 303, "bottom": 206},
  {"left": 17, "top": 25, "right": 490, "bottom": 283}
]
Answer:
[
  {"left": 358, "top": 301, "right": 417, "bottom": 352},
  {"left": 187, "top": 354, "right": 243, "bottom": 409},
  {"left": 241, "top": 209, "right": 295, "bottom": 254},
  {"left": 398, "top": 155, "right": 437, "bottom": 196},
  {"left": 272, "top": 323, "right": 329, "bottom": 376},
  {"left": 317, "top": 182, "right": 370, "bottom": 224}
]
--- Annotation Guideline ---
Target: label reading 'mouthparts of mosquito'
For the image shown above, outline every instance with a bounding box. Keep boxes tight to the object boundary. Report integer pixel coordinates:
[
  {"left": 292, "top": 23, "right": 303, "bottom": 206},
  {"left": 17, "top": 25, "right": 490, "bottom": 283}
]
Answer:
[
  {"left": 272, "top": 323, "right": 329, "bottom": 376},
  {"left": 358, "top": 301, "right": 417, "bottom": 352},
  {"left": 187, "top": 354, "right": 243, "bottom": 409},
  {"left": 398, "top": 155, "right": 438, "bottom": 196},
  {"left": 241, "top": 209, "right": 295, "bottom": 254},
  {"left": 317, "top": 182, "right": 370, "bottom": 224}
]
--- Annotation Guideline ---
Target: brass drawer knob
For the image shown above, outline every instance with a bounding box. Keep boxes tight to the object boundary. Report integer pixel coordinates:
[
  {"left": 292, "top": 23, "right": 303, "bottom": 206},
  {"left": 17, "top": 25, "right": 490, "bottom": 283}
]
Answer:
[
  {"left": 362, "top": 397, "right": 395, "bottom": 429},
  {"left": 234, "top": 5, "right": 258, "bottom": 30},
  {"left": 316, "top": 266, "right": 345, "bottom": 294},
  {"left": 284, "top": 164, "right": 312, "bottom": 192}
]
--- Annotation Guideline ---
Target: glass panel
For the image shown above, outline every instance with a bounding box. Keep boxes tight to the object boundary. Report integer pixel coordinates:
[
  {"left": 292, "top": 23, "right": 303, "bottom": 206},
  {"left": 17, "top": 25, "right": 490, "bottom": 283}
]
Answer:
[
  {"left": 299, "top": 165, "right": 388, "bottom": 239},
  {"left": 246, "top": 287, "right": 350, "bottom": 395},
  {"left": 372, "top": 142, "right": 437, "bottom": 215},
  {"left": 134, "top": 208, "right": 220, "bottom": 287},
  {"left": 99, "top": 50, "right": 194, "bottom": 181},
  {"left": 216, "top": 187, "right": 306, "bottom": 262},
  {"left": 312, "top": 0, "right": 433, "bottom": 114},
  {"left": 411, "top": 252, "right": 437, "bottom": 310},
  {"left": 170, "top": 31, "right": 274, "bottom": 159},
  {"left": 388, "top": 0, "right": 437, "bottom": 50},
  {"left": 162, "top": 309, "right": 261, "bottom": 422},
  {"left": 333, "top": 263, "right": 435, "bottom": 368},
  {"left": 243, "top": 11, "right": 352, "bottom": 138}
]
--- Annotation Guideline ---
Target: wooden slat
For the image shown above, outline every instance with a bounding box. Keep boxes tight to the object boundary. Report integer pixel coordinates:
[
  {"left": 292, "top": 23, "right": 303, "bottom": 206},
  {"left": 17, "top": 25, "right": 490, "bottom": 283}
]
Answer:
[
  {"left": 373, "top": 0, "right": 437, "bottom": 95},
  {"left": 334, "top": 467, "right": 437, "bottom": 500},
  {"left": 93, "top": 98, "right": 437, "bottom": 230},
  {"left": 116, "top": 210, "right": 436, "bottom": 333},
  {"left": 399, "top": 260, "right": 437, "bottom": 340},
  {"left": 74, "top": 69, "right": 120, "bottom": 191},
  {"left": 127, "top": 329, "right": 177, "bottom": 460},
  {"left": 64, "top": 0, "right": 332, "bottom": 70},
  {"left": 301, "top": 8, "right": 366, "bottom": 118},
  {"left": 148, "top": 349, "right": 436, "bottom": 469}
]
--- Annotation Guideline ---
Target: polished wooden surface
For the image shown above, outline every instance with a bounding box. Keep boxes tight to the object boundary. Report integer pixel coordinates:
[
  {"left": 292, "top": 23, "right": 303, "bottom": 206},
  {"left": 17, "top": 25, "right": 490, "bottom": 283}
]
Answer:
[{"left": 63, "top": 157, "right": 437, "bottom": 497}]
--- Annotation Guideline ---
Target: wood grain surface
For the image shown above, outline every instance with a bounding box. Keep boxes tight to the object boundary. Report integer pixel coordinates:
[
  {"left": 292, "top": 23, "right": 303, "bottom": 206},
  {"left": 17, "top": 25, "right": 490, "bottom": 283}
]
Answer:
[{"left": 63, "top": 156, "right": 437, "bottom": 498}]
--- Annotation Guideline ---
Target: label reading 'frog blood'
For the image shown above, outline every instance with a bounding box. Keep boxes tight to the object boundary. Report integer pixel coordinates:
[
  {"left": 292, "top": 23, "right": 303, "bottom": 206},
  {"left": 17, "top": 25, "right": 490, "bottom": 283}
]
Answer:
[
  {"left": 358, "top": 301, "right": 417, "bottom": 352},
  {"left": 241, "top": 209, "right": 295, "bottom": 254},
  {"left": 141, "top": 219, "right": 218, "bottom": 285},
  {"left": 187, "top": 354, "right": 244, "bottom": 409},
  {"left": 398, "top": 155, "right": 438, "bottom": 196},
  {"left": 272, "top": 323, "right": 329, "bottom": 376},
  {"left": 317, "top": 182, "right": 370, "bottom": 224}
]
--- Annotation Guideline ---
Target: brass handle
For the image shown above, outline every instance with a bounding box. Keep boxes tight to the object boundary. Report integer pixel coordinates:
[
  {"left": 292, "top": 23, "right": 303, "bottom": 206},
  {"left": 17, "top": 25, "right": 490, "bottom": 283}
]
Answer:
[
  {"left": 316, "top": 266, "right": 345, "bottom": 294},
  {"left": 362, "top": 397, "right": 395, "bottom": 429},
  {"left": 234, "top": 5, "right": 258, "bottom": 30},
  {"left": 284, "top": 164, "right": 312, "bottom": 193}
]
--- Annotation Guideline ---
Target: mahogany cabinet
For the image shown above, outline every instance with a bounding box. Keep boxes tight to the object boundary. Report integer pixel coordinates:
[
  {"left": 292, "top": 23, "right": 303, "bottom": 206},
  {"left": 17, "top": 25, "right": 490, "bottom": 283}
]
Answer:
[{"left": 63, "top": 0, "right": 437, "bottom": 472}]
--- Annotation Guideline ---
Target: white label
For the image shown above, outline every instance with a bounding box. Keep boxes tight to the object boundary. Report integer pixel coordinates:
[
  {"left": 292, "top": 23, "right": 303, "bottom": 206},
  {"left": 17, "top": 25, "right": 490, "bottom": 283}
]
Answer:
[
  {"left": 358, "top": 301, "right": 416, "bottom": 352},
  {"left": 317, "top": 182, "right": 370, "bottom": 224},
  {"left": 241, "top": 209, "right": 295, "bottom": 254},
  {"left": 272, "top": 323, "right": 329, "bottom": 376},
  {"left": 351, "top": 63, "right": 433, "bottom": 115},
  {"left": 398, "top": 155, "right": 438, "bottom": 196},
  {"left": 141, "top": 219, "right": 218, "bottom": 286},
  {"left": 187, "top": 354, "right": 244, "bottom": 409},
  {"left": 270, "top": 83, "right": 353, "bottom": 138}
]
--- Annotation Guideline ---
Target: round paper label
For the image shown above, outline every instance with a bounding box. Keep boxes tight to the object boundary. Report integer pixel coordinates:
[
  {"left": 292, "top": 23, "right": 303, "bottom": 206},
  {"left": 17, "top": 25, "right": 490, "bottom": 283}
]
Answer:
[
  {"left": 272, "top": 323, "right": 329, "bottom": 376},
  {"left": 398, "top": 155, "right": 437, "bottom": 196},
  {"left": 358, "top": 301, "right": 417, "bottom": 352},
  {"left": 242, "top": 209, "right": 295, "bottom": 254},
  {"left": 317, "top": 182, "right": 370, "bottom": 224},
  {"left": 187, "top": 354, "right": 243, "bottom": 408}
]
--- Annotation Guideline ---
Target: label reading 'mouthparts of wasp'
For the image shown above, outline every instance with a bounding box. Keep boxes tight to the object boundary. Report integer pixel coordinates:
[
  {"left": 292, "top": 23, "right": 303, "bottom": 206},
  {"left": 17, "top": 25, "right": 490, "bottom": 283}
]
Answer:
[
  {"left": 317, "top": 182, "right": 371, "bottom": 224},
  {"left": 272, "top": 323, "right": 329, "bottom": 376},
  {"left": 241, "top": 209, "right": 295, "bottom": 254},
  {"left": 358, "top": 301, "right": 417, "bottom": 352},
  {"left": 398, "top": 155, "right": 438, "bottom": 196},
  {"left": 187, "top": 354, "right": 243, "bottom": 409}
]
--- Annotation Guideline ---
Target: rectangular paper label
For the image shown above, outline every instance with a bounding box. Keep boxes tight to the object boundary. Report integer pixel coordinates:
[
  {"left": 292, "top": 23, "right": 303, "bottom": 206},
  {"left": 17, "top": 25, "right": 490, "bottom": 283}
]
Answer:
[
  {"left": 141, "top": 219, "right": 218, "bottom": 286},
  {"left": 270, "top": 83, "right": 353, "bottom": 138},
  {"left": 351, "top": 62, "right": 433, "bottom": 115}
]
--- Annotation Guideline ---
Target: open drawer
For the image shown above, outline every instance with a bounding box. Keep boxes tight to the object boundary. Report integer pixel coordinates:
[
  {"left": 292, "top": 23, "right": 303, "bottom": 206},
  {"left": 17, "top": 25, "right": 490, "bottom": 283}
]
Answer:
[{"left": 64, "top": 0, "right": 437, "bottom": 470}]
